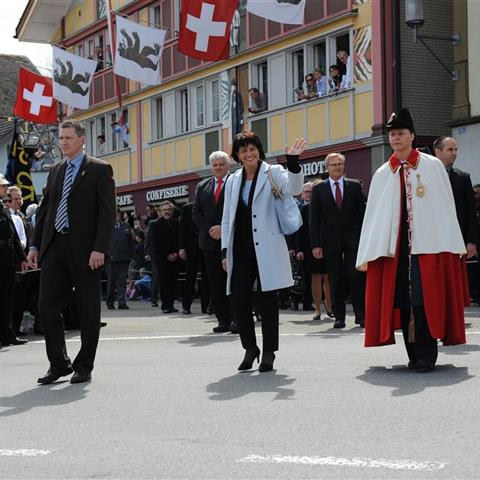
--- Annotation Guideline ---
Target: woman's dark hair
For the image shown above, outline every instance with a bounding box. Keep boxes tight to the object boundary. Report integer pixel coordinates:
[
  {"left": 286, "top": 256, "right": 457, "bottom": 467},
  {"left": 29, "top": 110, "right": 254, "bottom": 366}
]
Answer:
[
  {"left": 135, "top": 230, "right": 145, "bottom": 241},
  {"left": 231, "top": 130, "right": 266, "bottom": 163}
]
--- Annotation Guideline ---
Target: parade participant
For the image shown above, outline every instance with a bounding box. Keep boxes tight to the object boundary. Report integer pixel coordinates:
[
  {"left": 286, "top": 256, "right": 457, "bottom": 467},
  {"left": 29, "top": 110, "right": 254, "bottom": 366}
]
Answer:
[
  {"left": 356, "top": 108, "right": 468, "bottom": 372},
  {"left": 28, "top": 119, "right": 116, "bottom": 384},
  {"left": 221, "top": 131, "right": 305, "bottom": 372},
  {"left": 0, "top": 174, "right": 28, "bottom": 346}
]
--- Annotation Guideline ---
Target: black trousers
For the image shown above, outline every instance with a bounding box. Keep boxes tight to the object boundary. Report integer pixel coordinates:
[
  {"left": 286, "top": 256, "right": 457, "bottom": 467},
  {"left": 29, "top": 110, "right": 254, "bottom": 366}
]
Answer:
[
  {"left": 149, "top": 261, "right": 159, "bottom": 304},
  {"left": 182, "top": 250, "right": 209, "bottom": 311},
  {"left": 230, "top": 257, "right": 279, "bottom": 352},
  {"left": 38, "top": 234, "right": 102, "bottom": 372},
  {"left": 0, "top": 266, "right": 19, "bottom": 343},
  {"left": 156, "top": 258, "right": 177, "bottom": 310},
  {"left": 325, "top": 248, "right": 365, "bottom": 322},
  {"left": 106, "top": 261, "right": 129, "bottom": 306},
  {"left": 401, "top": 307, "right": 438, "bottom": 365},
  {"left": 203, "top": 249, "right": 231, "bottom": 325}
]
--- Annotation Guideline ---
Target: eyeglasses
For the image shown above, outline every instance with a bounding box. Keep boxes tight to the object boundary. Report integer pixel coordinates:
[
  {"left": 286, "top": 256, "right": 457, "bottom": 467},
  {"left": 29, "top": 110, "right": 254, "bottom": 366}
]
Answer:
[
  {"left": 328, "top": 163, "right": 344, "bottom": 168},
  {"left": 306, "top": 78, "right": 314, "bottom": 82}
]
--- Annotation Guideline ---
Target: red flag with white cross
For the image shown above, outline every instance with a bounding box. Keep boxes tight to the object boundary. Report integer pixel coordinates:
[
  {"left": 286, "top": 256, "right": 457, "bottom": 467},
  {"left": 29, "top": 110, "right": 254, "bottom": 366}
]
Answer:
[
  {"left": 14, "top": 67, "right": 57, "bottom": 124},
  {"left": 178, "top": 0, "right": 238, "bottom": 61}
]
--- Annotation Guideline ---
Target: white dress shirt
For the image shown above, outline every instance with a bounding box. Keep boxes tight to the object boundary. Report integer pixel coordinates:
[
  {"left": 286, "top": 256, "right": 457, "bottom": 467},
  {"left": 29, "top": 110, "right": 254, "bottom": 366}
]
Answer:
[
  {"left": 328, "top": 176, "right": 344, "bottom": 200},
  {"left": 10, "top": 209, "right": 27, "bottom": 249}
]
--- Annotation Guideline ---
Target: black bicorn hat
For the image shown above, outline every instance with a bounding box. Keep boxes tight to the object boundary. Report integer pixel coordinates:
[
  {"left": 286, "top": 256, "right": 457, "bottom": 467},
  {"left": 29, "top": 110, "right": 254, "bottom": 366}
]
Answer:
[{"left": 386, "top": 108, "right": 415, "bottom": 132}]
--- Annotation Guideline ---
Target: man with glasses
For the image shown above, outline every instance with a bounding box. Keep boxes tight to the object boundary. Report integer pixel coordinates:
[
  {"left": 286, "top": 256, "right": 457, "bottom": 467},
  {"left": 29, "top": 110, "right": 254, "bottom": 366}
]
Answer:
[
  {"left": 310, "top": 153, "right": 366, "bottom": 328},
  {"left": 297, "top": 74, "right": 318, "bottom": 101}
]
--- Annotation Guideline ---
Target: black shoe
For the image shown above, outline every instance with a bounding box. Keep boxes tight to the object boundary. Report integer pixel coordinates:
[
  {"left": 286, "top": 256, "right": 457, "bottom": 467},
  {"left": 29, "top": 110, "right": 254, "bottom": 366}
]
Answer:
[
  {"left": 213, "top": 323, "right": 230, "bottom": 333},
  {"left": 118, "top": 304, "right": 129, "bottom": 310},
  {"left": 100, "top": 322, "right": 107, "bottom": 328},
  {"left": 333, "top": 320, "right": 346, "bottom": 329},
  {"left": 70, "top": 370, "right": 92, "bottom": 384},
  {"left": 183, "top": 308, "right": 191, "bottom": 314},
  {"left": 303, "top": 305, "right": 315, "bottom": 311},
  {"left": 229, "top": 322, "right": 239, "bottom": 334},
  {"left": 1, "top": 337, "right": 28, "bottom": 346},
  {"left": 408, "top": 360, "right": 417, "bottom": 370},
  {"left": 238, "top": 346, "right": 260, "bottom": 371},
  {"left": 415, "top": 361, "right": 435, "bottom": 373},
  {"left": 207, "top": 307, "right": 214, "bottom": 315},
  {"left": 107, "top": 304, "right": 115, "bottom": 310},
  {"left": 259, "top": 352, "right": 276, "bottom": 372},
  {"left": 38, "top": 367, "right": 73, "bottom": 385},
  {"left": 151, "top": 302, "right": 159, "bottom": 307}
]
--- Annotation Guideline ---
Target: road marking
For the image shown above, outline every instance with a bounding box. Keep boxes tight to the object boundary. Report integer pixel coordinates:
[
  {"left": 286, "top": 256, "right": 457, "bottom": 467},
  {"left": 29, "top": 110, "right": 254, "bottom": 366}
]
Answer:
[
  {"left": 0, "top": 449, "right": 51, "bottom": 456},
  {"left": 25, "top": 330, "right": 480, "bottom": 344},
  {"left": 237, "top": 454, "right": 446, "bottom": 471}
]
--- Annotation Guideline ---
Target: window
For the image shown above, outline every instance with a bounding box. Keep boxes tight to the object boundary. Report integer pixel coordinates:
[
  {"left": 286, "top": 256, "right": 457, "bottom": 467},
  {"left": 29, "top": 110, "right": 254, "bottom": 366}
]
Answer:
[
  {"left": 313, "top": 41, "right": 327, "bottom": 77},
  {"left": 178, "top": 88, "right": 189, "bottom": 133},
  {"left": 195, "top": 85, "right": 205, "bottom": 128},
  {"left": 292, "top": 49, "right": 305, "bottom": 91},
  {"left": 150, "top": 5, "right": 161, "bottom": 27},
  {"left": 154, "top": 97, "right": 163, "bottom": 140},
  {"left": 210, "top": 79, "right": 220, "bottom": 123},
  {"left": 251, "top": 61, "right": 269, "bottom": 103}
]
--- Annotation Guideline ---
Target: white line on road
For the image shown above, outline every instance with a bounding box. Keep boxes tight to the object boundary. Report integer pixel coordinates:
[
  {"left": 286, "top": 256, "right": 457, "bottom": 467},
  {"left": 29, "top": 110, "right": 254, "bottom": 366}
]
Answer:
[
  {"left": 24, "top": 331, "right": 480, "bottom": 344},
  {"left": 0, "top": 449, "right": 52, "bottom": 456},
  {"left": 237, "top": 454, "right": 446, "bottom": 471}
]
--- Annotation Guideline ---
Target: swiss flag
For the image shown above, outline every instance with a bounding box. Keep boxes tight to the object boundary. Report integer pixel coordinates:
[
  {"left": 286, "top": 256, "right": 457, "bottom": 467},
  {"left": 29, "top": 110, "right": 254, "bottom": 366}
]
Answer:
[
  {"left": 14, "top": 67, "right": 57, "bottom": 124},
  {"left": 178, "top": 0, "right": 238, "bottom": 61}
]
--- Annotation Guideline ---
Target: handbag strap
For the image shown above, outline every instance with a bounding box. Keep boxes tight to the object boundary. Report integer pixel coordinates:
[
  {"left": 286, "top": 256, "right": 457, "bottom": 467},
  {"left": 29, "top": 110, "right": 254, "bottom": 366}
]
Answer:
[{"left": 267, "top": 165, "right": 284, "bottom": 200}]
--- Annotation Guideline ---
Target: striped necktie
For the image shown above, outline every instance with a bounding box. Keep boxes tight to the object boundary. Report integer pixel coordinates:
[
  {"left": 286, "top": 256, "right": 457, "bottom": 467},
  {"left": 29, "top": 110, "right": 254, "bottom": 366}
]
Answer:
[{"left": 55, "top": 161, "right": 74, "bottom": 232}]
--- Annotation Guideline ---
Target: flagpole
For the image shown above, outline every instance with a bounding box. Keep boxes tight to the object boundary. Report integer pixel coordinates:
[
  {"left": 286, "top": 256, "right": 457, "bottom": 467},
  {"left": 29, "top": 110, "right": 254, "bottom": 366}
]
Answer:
[{"left": 105, "top": 0, "right": 123, "bottom": 111}]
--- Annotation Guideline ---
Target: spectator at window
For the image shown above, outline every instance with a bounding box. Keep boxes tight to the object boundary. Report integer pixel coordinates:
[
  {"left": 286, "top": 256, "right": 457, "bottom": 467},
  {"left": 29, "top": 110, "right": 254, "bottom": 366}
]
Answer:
[
  {"left": 313, "top": 68, "right": 328, "bottom": 97},
  {"left": 248, "top": 87, "right": 268, "bottom": 114},
  {"left": 296, "top": 74, "right": 318, "bottom": 101},
  {"left": 111, "top": 121, "right": 129, "bottom": 148},
  {"left": 328, "top": 65, "right": 343, "bottom": 93},
  {"left": 97, "top": 134, "right": 106, "bottom": 155},
  {"left": 337, "top": 50, "right": 353, "bottom": 89}
]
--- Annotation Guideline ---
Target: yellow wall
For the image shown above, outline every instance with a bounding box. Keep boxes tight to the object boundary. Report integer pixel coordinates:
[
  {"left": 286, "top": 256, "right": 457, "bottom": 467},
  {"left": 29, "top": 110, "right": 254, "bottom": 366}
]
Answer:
[
  {"left": 354, "top": 92, "right": 373, "bottom": 135},
  {"left": 151, "top": 144, "right": 163, "bottom": 176},
  {"left": 306, "top": 103, "right": 326, "bottom": 145},
  {"left": 142, "top": 102, "right": 151, "bottom": 143},
  {"left": 117, "top": 152, "right": 130, "bottom": 183},
  {"left": 164, "top": 143, "right": 174, "bottom": 174},
  {"left": 355, "top": 1, "right": 372, "bottom": 29},
  {"left": 143, "top": 148, "right": 151, "bottom": 180},
  {"left": 190, "top": 135, "right": 204, "bottom": 168},
  {"left": 269, "top": 114, "right": 284, "bottom": 152},
  {"left": 130, "top": 151, "right": 138, "bottom": 183},
  {"left": 64, "top": 1, "right": 95, "bottom": 37},
  {"left": 285, "top": 110, "right": 304, "bottom": 146},
  {"left": 330, "top": 97, "right": 351, "bottom": 140},
  {"left": 175, "top": 139, "right": 189, "bottom": 171}
]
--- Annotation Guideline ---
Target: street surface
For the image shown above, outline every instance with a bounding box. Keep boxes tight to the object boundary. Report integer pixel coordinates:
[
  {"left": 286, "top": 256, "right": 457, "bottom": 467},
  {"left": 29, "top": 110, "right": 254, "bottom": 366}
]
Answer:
[{"left": 2, "top": 302, "right": 480, "bottom": 479}]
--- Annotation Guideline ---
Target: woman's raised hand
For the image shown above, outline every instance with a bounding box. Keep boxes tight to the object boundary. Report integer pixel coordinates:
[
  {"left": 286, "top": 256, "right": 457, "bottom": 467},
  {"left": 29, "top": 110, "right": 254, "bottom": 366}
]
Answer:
[{"left": 285, "top": 138, "right": 307, "bottom": 156}]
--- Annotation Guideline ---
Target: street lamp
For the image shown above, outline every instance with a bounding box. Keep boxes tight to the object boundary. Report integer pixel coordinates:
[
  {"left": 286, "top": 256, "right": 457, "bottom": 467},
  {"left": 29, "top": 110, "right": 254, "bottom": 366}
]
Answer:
[{"left": 405, "top": 0, "right": 460, "bottom": 81}]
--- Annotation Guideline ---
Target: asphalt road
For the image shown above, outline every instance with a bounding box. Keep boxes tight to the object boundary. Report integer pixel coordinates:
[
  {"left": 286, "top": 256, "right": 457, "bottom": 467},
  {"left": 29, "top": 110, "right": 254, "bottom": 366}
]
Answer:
[{"left": 1, "top": 302, "right": 480, "bottom": 479}]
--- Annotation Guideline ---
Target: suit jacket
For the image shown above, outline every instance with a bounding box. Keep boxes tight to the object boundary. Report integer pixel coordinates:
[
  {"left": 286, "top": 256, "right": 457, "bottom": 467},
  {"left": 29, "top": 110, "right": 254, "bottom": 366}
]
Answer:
[
  {"left": 149, "top": 216, "right": 179, "bottom": 262},
  {"left": 33, "top": 154, "right": 116, "bottom": 266},
  {"left": 0, "top": 205, "right": 27, "bottom": 267},
  {"left": 449, "top": 167, "right": 478, "bottom": 245},
  {"left": 310, "top": 178, "right": 365, "bottom": 253},
  {"left": 192, "top": 175, "right": 229, "bottom": 251},
  {"left": 109, "top": 220, "right": 134, "bottom": 262},
  {"left": 179, "top": 202, "right": 199, "bottom": 253}
]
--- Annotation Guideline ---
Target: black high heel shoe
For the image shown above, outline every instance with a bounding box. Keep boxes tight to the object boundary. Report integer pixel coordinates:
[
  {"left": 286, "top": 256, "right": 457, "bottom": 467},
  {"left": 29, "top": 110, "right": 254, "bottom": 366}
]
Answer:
[
  {"left": 323, "top": 302, "right": 334, "bottom": 318},
  {"left": 259, "top": 352, "right": 275, "bottom": 372},
  {"left": 238, "top": 346, "right": 261, "bottom": 371}
]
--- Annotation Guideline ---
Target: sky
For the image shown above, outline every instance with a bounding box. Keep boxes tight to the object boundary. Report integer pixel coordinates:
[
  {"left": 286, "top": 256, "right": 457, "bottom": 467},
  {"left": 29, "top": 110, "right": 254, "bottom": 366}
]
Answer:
[{"left": 0, "top": 0, "right": 53, "bottom": 75}]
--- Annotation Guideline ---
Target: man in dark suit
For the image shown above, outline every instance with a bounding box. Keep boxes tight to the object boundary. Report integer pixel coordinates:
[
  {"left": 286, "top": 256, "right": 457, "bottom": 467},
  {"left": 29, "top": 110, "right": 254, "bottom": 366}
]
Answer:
[
  {"left": 178, "top": 202, "right": 209, "bottom": 315},
  {"left": 148, "top": 200, "right": 180, "bottom": 314},
  {"left": 0, "top": 174, "right": 28, "bottom": 346},
  {"left": 434, "top": 136, "right": 478, "bottom": 256},
  {"left": 192, "top": 151, "right": 235, "bottom": 333},
  {"left": 28, "top": 119, "right": 116, "bottom": 384},
  {"left": 310, "top": 152, "right": 366, "bottom": 328}
]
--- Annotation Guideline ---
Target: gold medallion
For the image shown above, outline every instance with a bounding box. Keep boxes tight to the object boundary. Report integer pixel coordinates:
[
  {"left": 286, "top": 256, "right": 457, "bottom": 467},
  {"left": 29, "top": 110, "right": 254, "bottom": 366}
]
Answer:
[{"left": 416, "top": 174, "right": 425, "bottom": 197}]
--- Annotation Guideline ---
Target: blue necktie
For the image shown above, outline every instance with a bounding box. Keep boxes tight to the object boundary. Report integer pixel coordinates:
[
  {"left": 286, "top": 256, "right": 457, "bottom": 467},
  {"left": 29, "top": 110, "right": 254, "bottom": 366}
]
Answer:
[{"left": 55, "top": 161, "right": 74, "bottom": 232}]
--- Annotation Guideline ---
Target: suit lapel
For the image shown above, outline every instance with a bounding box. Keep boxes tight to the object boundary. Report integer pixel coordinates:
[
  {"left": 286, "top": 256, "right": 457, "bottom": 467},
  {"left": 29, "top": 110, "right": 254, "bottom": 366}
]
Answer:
[
  {"left": 342, "top": 179, "right": 350, "bottom": 209},
  {"left": 69, "top": 155, "right": 88, "bottom": 195}
]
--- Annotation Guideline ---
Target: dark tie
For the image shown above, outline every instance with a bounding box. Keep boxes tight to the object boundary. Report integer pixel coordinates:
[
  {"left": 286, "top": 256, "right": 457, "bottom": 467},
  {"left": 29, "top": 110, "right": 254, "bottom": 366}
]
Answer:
[
  {"left": 334, "top": 181, "right": 342, "bottom": 209},
  {"left": 55, "top": 161, "right": 74, "bottom": 232},
  {"left": 214, "top": 178, "right": 223, "bottom": 204}
]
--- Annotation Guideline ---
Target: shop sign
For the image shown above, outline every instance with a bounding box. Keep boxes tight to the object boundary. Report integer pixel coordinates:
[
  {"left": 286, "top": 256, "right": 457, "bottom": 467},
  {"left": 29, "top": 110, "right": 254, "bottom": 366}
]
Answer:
[
  {"left": 117, "top": 194, "right": 134, "bottom": 206},
  {"left": 146, "top": 185, "right": 189, "bottom": 202},
  {"left": 301, "top": 160, "right": 326, "bottom": 176}
]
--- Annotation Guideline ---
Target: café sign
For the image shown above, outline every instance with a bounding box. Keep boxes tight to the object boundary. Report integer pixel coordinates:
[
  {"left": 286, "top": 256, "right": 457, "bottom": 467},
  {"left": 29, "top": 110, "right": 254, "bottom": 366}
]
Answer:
[{"left": 117, "top": 194, "right": 134, "bottom": 206}]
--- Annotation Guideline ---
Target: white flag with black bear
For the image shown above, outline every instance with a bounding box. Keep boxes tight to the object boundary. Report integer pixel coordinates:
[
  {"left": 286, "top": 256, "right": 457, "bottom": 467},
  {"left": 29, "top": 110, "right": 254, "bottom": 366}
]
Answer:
[
  {"left": 246, "top": 0, "right": 306, "bottom": 25},
  {"left": 114, "top": 15, "right": 167, "bottom": 86},
  {"left": 52, "top": 46, "right": 97, "bottom": 109}
]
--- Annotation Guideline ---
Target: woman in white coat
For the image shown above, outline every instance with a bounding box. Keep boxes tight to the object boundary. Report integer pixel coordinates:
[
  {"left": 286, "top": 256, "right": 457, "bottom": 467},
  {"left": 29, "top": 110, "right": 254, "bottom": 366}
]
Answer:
[{"left": 221, "top": 131, "right": 305, "bottom": 372}]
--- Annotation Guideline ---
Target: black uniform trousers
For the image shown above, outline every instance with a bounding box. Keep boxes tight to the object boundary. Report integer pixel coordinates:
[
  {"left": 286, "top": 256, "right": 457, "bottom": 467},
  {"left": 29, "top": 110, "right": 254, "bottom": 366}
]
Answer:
[
  {"left": 182, "top": 250, "right": 209, "bottom": 311},
  {"left": 324, "top": 245, "right": 365, "bottom": 322},
  {"left": 38, "top": 234, "right": 102, "bottom": 372},
  {"left": 203, "top": 248, "right": 231, "bottom": 325},
  {"left": 155, "top": 257, "right": 177, "bottom": 310},
  {"left": 230, "top": 196, "right": 279, "bottom": 352},
  {"left": 0, "top": 266, "right": 18, "bottom": 343},
  {"left": 106, "top": 261, "right": 129, "bottom": 306}
]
